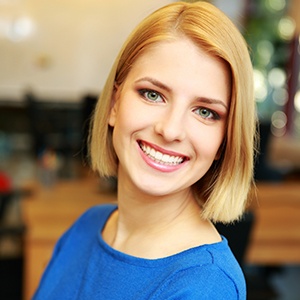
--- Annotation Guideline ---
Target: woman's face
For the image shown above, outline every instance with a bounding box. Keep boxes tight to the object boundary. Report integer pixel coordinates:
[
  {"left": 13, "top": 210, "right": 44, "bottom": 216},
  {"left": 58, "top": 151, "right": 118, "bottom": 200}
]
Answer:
[{"left": 109, "top": 37, "right": 230, "bottom": 198}]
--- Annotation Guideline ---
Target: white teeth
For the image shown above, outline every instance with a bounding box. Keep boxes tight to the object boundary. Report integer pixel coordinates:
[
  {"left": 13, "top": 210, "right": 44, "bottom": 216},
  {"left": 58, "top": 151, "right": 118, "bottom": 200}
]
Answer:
[
  {"left": 140, "top": 143, "right": 184, "bottom": 165},
  {"left": 155, "top": 152, "right": 163, "bottom": 160},
  {"left": 150, "top": 147, "right": 155, "bottom": 157}
]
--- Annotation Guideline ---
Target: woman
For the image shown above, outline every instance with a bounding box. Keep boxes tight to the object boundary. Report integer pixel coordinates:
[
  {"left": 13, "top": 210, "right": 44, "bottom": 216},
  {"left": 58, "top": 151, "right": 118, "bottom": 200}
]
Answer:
[{"left": 34, "top": 2, "right": 256, "bottom": 299}]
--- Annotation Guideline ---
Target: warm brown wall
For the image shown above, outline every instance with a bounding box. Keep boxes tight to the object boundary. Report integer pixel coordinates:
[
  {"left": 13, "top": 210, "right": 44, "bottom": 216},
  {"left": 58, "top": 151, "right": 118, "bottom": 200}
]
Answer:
[{"left": 289, "top": 0, "right": 300, "bottom": 33}]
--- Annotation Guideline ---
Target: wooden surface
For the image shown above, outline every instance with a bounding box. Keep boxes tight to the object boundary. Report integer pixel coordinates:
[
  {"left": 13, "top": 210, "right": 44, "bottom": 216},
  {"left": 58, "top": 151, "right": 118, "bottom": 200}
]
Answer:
[
  {"left": 21, "top": 176, "right": 300, "bottom": 299},
  {"left": 246, "top": 182, "right": 300, "bottom": 265}
]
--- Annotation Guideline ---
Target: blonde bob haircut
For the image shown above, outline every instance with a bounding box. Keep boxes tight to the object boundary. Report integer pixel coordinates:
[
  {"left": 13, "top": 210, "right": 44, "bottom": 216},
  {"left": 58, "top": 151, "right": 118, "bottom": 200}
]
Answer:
[{"left": 90, "top": 1, "right": 257, "bottom": 223}]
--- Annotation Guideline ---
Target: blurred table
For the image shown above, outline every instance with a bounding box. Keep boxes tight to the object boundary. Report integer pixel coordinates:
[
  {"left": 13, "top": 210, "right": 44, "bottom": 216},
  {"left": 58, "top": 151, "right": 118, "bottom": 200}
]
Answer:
[
  {"left": 246, "top": 182, "right": 300, "bottom": 265},
  {"left": 21, "top": 173, "right": 117, "bottom": 300}
]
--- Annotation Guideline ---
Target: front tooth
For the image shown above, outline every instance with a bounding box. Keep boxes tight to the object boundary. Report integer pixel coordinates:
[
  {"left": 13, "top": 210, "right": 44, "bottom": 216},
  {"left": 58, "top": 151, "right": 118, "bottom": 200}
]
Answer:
[
  {"left": 150, "top": 148, "right": 156, "bottom": 158},
  {"left": 162, "top": 154, "right": 169, "bottom": 164},
  {"left": 155, "top": 151, "right": 163, "bottom": 161}
]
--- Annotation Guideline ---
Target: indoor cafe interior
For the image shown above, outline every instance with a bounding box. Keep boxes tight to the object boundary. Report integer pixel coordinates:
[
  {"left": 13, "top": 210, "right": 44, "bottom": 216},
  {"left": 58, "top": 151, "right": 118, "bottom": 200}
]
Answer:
[{"left": 0, "top": 0, "right": 300, "bottom": 299}]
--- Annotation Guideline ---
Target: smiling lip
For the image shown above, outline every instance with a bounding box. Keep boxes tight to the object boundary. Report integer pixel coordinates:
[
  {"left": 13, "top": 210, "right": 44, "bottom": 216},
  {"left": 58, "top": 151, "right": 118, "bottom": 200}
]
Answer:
[{"left": 138, "top": 140, "right": 188, "bottom": 172}]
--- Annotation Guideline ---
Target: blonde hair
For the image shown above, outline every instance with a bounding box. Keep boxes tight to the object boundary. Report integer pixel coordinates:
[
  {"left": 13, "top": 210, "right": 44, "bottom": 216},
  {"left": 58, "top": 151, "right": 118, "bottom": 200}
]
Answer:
[{"left": 90, "top": 1, "right": 257, "bottom": 223}]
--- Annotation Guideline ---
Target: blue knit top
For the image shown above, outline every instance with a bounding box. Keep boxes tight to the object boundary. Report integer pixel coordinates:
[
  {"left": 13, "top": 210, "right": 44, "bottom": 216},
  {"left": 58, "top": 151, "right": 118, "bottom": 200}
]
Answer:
[{"left": 33, "top": 204, "right": 246, "bottom": 299}]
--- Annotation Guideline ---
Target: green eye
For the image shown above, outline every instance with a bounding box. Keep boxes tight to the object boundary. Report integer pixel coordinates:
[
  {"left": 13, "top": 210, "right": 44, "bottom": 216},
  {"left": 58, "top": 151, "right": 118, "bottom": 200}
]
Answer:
[
  {"left": 138, "top": 89, "right": 163, "bottom": 102},
  {"left": 198, "top": 108, "right": 211, "bottom": 118},
  {"left": 194, "top": 107, "right": 220, "bottom": 120},
  {"left": 146, "top": 91, "right": 160, "bottom": 101}
]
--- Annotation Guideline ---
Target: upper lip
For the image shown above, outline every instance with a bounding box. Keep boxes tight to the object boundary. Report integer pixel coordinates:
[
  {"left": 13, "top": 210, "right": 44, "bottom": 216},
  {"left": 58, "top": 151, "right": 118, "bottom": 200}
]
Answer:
[{"left": 138, "top": 140, "right": 189, "bottom": 160}]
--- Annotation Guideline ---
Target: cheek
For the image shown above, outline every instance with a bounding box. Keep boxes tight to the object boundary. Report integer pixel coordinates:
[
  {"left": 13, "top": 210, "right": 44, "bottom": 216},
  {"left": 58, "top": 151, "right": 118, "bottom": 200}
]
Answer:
[
  {"left": 118, "top": 97, "right": 153, "bottom": 129},
  {"left": 111, "top": 101, "right": 141, "bottom": 136},
  {"left": 192, "top": 126, "right": 225, "bottom": 159}
]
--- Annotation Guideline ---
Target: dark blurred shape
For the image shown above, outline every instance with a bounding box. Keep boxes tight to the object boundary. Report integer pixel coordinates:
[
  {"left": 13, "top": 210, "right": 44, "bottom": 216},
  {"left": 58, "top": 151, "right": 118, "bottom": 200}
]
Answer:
[
  {"left": 25, "top": 92, "right": 84, "bottom": 178},
  {"left": 0, "top": 172, "right": 25, "bottom": 300},
  {"left": 81, "top": 94, "right": 98, "bottom": 164},
  {"left": 254, "top": 122, "right": 284, "bottom": 182},
  {"left": 25, "top": 92, "right": 82, "bottom": 158},
  {"left": 215, "top": 211, "right": 255, "bottom": 266}
]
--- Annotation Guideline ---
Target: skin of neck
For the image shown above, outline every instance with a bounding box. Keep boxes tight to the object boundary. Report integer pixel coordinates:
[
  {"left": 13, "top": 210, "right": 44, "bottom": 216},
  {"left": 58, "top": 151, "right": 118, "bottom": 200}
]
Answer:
[
  {"left": 102, "top": 169, "right": 220, "bottom": 258},
  {"left": 117, "top": 184, "right": 199, "bottom": 236}
]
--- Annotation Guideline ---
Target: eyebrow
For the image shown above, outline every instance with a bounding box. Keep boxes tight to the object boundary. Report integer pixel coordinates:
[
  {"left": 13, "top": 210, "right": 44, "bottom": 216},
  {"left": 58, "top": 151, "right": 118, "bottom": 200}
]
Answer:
[
  {"left": 135, "top": 77, "right": 171, "bottom": 93},
  {"left": 135, "top": 76, "right": 228, "bottom": 110},
  {"left": 197, "top": 97, "right": 228, "bottom": 110}
]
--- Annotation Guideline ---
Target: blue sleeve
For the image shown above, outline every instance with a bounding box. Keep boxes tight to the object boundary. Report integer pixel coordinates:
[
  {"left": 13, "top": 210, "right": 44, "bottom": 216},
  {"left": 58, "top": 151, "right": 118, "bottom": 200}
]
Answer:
[{"left": 154, "top": 265, "right": 245, "bottom": 300}]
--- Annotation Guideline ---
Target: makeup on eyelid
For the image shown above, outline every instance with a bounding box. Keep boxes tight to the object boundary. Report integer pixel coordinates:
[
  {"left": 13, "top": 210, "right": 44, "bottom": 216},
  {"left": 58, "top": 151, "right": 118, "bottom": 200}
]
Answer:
[
  {"left": 135, "top": 85, "right": 226, "bottom": 121},
  {"left": 134, "top": 77, "right": 228, "bottom": 110}
]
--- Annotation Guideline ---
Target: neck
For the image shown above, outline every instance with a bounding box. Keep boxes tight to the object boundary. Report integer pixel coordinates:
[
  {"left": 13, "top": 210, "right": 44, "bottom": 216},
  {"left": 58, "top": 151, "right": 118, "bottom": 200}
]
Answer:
[
  {"left": 118, "top": 173, "right": 200, "bottom": 231},
  {"left": 118, "top": 199, "right": 195, "bottom": 239},
  {"left": 103, "top": 182, "right": 218, "bottom": 258},
  {"left": 102, "top": 172, "right": 220, "bottom": 259}
]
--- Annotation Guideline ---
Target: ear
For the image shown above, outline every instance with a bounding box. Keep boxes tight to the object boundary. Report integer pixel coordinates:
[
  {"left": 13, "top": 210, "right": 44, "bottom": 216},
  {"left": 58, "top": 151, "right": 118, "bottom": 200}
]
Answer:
[{"left": 108, "top": 85, "right": 119, "bottom": 127}]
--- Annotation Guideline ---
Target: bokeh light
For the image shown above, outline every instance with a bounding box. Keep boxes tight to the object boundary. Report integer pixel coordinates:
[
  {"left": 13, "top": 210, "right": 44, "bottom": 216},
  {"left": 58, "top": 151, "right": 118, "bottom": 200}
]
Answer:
[
  {"left": 257, "top": 40, "right": 274, "bottom": 66},
  {"left": 268, "top": 68, "right": 286, "bottom": 88},
  {"left": 294, "top": 90, "right": 300, "bottom": 113},
  {"left": 272, "top": 87, "right": 288, "bottom": 106},
  {"left": 254, "top": 69, "right": 268, "bottom": 102},
  {"left": 7, "top": 17, "right": 35, "bottom": 42},
  {"left": 271, "top": 110, "right": 287, "bottom": 136},
  {"left": 278, "top": 16, "right": 296, "bottom": 41},
  {"left": 266, "top": 0, "right": 286, "bottom": 12}
]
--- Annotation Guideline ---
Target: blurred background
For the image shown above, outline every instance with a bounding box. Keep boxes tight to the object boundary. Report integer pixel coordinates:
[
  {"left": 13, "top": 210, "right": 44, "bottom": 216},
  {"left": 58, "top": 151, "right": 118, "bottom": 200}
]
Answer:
[{"left": 0, "top": 0, "right": 299, "bottom": 299}]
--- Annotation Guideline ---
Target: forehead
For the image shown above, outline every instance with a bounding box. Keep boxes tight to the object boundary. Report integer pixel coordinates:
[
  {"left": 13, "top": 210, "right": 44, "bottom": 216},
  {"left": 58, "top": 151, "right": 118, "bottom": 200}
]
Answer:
[{"left": 123, "top": 37, "right": 231, "bottom": 104}]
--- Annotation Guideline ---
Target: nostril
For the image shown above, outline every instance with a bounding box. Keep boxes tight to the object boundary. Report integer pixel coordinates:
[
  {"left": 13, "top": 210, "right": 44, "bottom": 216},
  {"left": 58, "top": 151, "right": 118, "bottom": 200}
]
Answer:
[{"left": 154, "top": 119, "right": 186, "bottom": 142}]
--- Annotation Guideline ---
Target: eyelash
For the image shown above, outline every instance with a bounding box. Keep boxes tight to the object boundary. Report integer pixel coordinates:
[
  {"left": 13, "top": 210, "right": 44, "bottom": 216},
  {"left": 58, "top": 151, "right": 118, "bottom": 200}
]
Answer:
[{"left": 137, "top": 88, "right": 220, "bottom": 121}]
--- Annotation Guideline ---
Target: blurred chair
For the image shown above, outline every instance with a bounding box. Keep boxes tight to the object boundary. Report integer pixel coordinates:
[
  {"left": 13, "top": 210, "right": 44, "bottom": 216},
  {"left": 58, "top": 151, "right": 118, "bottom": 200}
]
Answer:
[
  {"left": 0, "top": 171, "right": 12, "bottom": 221},
  {"left": 254, "top": 122, "right": 284, "bottom": 182},
  {"left": 25, "top": 92, "right": 83, "bottom": 178},
  {"left": 0, "top": 172, "right": 25, "bottom": 300},
  {"left": 25, "top": 92, "right": 82, "bottom": 157},
  {"left": 80, "top": 94, "right": 98, "bottom": 163}
]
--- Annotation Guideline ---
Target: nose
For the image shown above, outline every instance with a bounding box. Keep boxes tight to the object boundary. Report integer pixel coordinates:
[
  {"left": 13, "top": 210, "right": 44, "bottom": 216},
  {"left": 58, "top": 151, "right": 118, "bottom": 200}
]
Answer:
[{"left": 154, "top": 107, "right": 186, "bottom": 142}]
